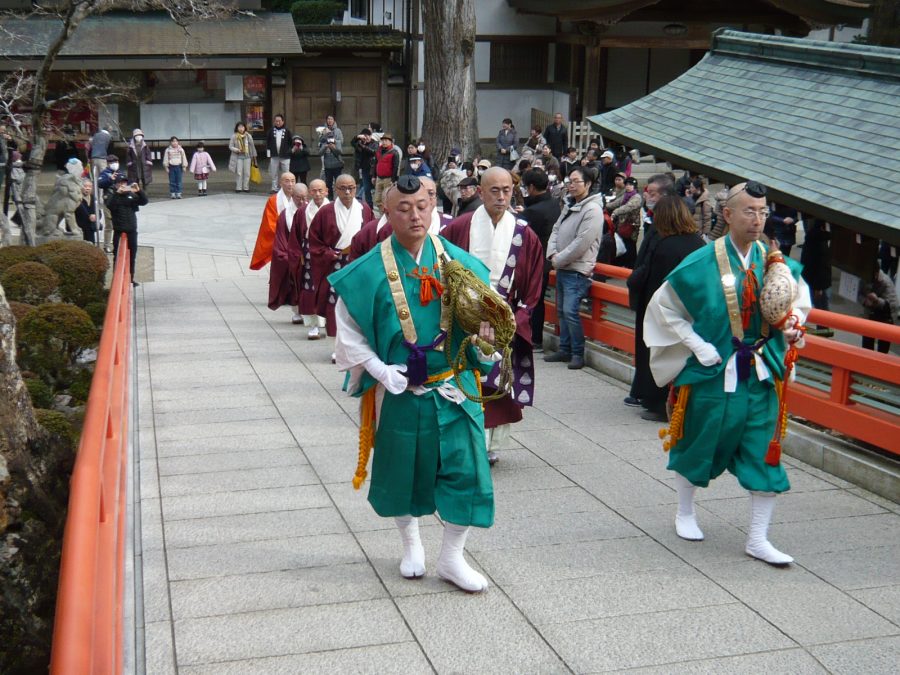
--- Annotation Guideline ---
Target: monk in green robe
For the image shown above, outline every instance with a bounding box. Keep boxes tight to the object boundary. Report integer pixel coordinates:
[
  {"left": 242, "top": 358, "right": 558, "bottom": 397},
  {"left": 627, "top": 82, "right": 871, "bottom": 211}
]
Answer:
[
  {"left": 644, "top": 184, "right": 810, "bottom": 566},
  {"left": 330, "top": 175, "right": 497, "bottom": 592}
]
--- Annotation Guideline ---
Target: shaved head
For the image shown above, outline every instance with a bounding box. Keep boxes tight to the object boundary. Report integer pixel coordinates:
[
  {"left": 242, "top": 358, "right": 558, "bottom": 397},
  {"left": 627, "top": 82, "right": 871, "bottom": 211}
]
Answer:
[
  {"left": 308, "top": 179, "right": 327, "bottom": 206},
  {"left": 280, "top": 172, "right": 296, "bottom": 193},
  {"left": 335, "top": 173, "right": 357, "bottom": 207},
  {"left": 479, "top": 167, "right": 514, "bottom": 223},
  {"left": 419, "top": 176, "right": 438, "bottom": 211},
  {"left": 291, "top": 182, "right": 308, "bottom": 207}
]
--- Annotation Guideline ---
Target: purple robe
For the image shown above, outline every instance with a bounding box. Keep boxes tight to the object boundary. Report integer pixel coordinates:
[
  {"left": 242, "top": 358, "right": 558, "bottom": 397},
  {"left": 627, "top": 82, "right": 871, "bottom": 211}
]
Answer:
[
  {"left": 443, "top": 210, "right": 544, "bottom": 428},
  {"left": 308, "top": 200, "right": 373, "bottom": 335},
  {"left": 349, "top": 216, "right": 392, "bottom": 262},
  {"left": 268, "top": 206, "right": 305, "bottom": 310}
]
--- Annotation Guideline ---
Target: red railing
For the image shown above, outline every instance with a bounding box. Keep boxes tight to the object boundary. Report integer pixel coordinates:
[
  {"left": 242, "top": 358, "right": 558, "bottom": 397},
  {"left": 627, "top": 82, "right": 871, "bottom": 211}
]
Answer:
[
  {"left": 50, "top": 236, "right": 132, "bottom": 675},
  {"left": 547, "top": 263, "right": 900, "bottom": 456}
]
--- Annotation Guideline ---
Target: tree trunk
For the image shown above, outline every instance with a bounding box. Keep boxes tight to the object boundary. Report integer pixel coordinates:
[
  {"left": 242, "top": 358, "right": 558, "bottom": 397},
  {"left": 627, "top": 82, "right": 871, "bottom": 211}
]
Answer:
[
  {"left": 421, "top": 0, "right": 479, "bottom": 167},
  {"left": 869, "top": 0, "right": 900, "bottom": 47},
  {"left": 0, "top": 285, "right": 73, "bottom": 673}
]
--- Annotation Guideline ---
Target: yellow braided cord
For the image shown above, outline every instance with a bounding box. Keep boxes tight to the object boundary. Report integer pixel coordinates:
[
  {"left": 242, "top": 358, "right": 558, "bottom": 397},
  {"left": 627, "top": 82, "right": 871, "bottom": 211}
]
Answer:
[
  {"left": 775, "top": 379, "right": 789, "bottom": 440},
  {"left": 659, "top": 385, "right": 691, "bottom": 452},
  {"left": 353, "top": 388, "right": 377, "bottom": 489},
  {"left": 440, "top": 259, "right": 517, "bottom": 403}
]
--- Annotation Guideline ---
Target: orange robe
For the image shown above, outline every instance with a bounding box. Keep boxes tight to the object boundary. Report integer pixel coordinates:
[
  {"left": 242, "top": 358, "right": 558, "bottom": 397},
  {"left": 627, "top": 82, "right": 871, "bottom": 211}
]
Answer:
[{"left": 250, "top": 194, "right": 279, "bottom": 270}]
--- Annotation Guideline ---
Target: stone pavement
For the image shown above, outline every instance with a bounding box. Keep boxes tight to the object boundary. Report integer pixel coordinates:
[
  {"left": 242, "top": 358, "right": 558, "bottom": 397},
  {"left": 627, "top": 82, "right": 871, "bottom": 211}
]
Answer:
[{"left": 133, "top": 194, "right": 900, "bottom": 674}]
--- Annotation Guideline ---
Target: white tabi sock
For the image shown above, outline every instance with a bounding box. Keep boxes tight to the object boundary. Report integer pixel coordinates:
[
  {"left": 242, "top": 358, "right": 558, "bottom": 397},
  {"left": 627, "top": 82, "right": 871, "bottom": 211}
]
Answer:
[
  {"left": 745, "top": 492, "right": 793, "bottom": 565},
  {"left": 394, "top": 516, "right": 425, "bottom": 578},
  {"left": 673, "top": 472, "right": 704, "bottom": 541},
  {"left": 436, "top": 523, "right": 488, "bottom": 592}
]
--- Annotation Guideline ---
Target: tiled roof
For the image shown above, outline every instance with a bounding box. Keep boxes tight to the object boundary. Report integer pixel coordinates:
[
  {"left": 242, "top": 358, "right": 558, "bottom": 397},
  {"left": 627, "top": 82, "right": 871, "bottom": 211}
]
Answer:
[
  {"left": 589, "top": 29, "right": 900, "bottom": 241},
  {"left": 0, "top": 12, "right": 303, "bottom": 58},
  {"left": 297, "top": 26, "right": 404, "bottom": 50}
]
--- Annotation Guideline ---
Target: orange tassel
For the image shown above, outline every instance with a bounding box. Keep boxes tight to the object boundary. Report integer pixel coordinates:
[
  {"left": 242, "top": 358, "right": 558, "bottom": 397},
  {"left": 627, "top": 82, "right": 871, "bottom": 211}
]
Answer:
[
  {"left": 353, "top": 388, "right": 377, "bottom": 489},
  {"left": 766, "top": 335, "right": 803, "bottom": 467},
  {"left": 661, "top": 385, "right": 690, "bottom": 452},
  {"left": 741, "top": 263, "right": 759, "bottom": 330},
  {"left": 408, "top": 265, "right": 443, "bottom": 306}
]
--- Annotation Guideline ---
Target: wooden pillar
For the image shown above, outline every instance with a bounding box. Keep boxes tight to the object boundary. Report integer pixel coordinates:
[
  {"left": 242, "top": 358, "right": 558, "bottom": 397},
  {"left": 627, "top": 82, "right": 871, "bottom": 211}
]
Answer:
[{"left": 582, "top": 43, "right": 602, "bottom": 120}]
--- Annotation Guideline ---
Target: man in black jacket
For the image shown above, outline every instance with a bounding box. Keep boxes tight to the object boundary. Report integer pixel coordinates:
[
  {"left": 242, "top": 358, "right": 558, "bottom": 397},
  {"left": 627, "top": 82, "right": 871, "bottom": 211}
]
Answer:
[
  {"left": 543, "top": 113, "right": 568, "bottom": 160},
  {"left": 351, "top": 128, "right": 378, "bottom": 208},
  {"left": 266, "top": 114, "right": 293, "bottom": 193},
  {"left": 107, "top": 176, "right": 148, "bottom": 285},
  {"left": 520, "top": 169, "right": 561, "bottom": 349}
]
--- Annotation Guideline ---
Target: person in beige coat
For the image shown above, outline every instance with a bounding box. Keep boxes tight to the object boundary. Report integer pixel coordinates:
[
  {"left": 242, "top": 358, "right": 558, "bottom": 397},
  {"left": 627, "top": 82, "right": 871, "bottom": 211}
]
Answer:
[{"left": 228, "top": 122, "right": 258, "bottom": 192}]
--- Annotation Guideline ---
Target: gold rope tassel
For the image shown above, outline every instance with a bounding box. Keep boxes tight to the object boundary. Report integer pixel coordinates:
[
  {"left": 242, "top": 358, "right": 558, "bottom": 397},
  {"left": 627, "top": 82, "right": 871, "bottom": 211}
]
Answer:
[
  {"left": 659, "top": 385, "right": 691, "bottom": 452},
  {"left": 353, "top": 388, "right": 377, "bottom": 490}
]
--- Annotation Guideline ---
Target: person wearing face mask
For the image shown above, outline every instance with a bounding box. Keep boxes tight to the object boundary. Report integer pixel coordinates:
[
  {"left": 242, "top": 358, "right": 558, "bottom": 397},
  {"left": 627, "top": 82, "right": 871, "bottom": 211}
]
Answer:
[
  {"left": 404, "top": 153, "right": 432, "bottom": 179},
  {"left": 97, "top": 154, "right": 124, "bottom": 252},
  {"left": 127, "top": 129, "right": 153, "bottom": 189}
]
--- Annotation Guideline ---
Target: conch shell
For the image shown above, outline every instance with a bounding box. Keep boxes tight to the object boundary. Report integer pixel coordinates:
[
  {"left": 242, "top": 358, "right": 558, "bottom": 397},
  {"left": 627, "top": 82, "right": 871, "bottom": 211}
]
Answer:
[{"left": 759, "top": 243, "right": 796, "bottom": 328}]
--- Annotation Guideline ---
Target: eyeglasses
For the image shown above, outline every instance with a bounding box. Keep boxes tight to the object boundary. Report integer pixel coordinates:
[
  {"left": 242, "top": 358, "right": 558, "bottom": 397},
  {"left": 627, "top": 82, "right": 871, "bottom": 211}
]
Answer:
[
  {"left": 741, "top": 208, "right": 771, "bottom": 220},
  {"left": 335, "top": 186, "right": 355, "bottom": 192},
  {"left": 726, "top": 180, "right": 767, "bottom": 202},
  {"left": 567, "top": 179, "right": 585, "bottom": 186}
]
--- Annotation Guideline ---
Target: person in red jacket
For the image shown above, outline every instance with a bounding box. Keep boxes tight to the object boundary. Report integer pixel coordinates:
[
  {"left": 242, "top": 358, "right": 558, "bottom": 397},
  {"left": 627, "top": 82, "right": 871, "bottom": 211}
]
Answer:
[{"left": 373, "top": 134, "right": 400, "bottom": 217}]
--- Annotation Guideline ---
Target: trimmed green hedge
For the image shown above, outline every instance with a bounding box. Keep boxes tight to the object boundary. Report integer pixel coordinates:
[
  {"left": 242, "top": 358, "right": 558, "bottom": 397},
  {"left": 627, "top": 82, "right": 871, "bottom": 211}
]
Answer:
[
  {"left": 1, "top": 262, "right": 59, "bottom": 305},
  {"left": 291, "top": 0, "right": 344, "bottom": 25},
  {"left": 17, "top": 303, "right": 97, "bottom": 387}
]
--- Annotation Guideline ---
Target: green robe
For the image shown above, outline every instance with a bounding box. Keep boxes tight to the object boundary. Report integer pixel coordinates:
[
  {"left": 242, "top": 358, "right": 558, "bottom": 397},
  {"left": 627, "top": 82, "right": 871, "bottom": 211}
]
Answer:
[
  {"left": 329, "top": 235, "right": 496, "bottom": 527},
  {"left": 664, "top": 238, "right": 803, "bottom": 493}
]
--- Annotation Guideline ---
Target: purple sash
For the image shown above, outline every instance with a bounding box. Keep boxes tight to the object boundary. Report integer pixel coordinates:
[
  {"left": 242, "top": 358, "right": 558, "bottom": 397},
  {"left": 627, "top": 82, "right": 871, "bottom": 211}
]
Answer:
[{"left": 486, "top": 219, "right": 535, "bottom": 406}]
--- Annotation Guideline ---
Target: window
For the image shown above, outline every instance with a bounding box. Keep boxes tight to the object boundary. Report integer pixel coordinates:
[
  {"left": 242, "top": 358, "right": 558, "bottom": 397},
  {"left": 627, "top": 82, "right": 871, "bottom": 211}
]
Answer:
[
  {"left": 349, "top": 0, "right": 367, "bottom": 20},
  {"left": 490, "top": 42, "right": 548, "bottom": 87}
]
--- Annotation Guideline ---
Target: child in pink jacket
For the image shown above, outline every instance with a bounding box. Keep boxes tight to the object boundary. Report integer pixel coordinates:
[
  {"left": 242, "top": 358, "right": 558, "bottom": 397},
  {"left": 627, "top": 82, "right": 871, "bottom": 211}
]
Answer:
[{"left": 188, "top": 141, "right": 217, "bottom": 196}]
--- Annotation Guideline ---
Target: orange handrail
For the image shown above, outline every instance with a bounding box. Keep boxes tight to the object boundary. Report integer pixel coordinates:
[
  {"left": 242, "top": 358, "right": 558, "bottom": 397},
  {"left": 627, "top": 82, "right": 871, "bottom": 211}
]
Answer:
[
  {"left": 546, "top": 263, "right": 900, "bottom": 456},
  {"left": 50, "top": 235, "right": 132, "bottom": 675}
]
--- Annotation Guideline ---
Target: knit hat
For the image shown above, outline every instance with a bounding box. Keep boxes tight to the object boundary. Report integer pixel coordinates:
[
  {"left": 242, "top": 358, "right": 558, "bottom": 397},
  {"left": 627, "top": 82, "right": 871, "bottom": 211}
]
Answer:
[{"left": 132, "top": 128, "right": 144, "bottom": 138}]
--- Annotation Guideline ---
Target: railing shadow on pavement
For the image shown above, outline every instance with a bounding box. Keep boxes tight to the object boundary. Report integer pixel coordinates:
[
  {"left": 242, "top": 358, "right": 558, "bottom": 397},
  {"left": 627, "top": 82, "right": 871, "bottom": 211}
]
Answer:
[
  {"left": 546, "top": 262, "right": 900, "bottom": 457},
  {"left": 50, "top": 234, "right": 133, "bottom": 675}
]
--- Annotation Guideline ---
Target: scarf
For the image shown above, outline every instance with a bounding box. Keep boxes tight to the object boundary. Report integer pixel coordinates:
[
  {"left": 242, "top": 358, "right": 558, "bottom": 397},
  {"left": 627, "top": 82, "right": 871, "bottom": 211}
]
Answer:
[{"left": 236, "top": 132, "right": 247, "bottom": 154}]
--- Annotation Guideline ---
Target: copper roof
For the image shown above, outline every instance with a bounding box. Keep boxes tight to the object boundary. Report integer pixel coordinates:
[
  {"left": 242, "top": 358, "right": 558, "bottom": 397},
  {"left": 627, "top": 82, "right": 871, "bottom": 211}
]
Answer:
[{"left": 589, "top": 30, "right": 900, "bottom": 241}]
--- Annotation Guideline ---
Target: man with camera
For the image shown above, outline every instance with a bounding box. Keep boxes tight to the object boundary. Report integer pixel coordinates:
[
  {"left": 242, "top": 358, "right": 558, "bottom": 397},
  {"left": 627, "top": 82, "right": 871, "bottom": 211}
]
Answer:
[
  {"left": 351, "top": 128, "right": 378, "bottom": 208},
  {"left": 106, "top": 175, "right": 148, "bottom": 285}
]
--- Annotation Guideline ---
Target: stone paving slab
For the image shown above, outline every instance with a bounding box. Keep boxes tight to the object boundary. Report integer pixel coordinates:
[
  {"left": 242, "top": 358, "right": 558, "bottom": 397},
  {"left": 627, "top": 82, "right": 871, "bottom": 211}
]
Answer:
[{"left": 134, "top": 197, "right": 900, "bottom": 673}]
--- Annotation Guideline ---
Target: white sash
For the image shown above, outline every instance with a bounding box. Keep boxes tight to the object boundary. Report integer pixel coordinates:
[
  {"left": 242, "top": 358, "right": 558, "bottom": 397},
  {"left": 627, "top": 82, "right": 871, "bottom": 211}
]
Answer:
[
  {"left": 305, "top": 199, "right": 328, "bottom": 235},
  {"left": 469, "top": 206, "right": 516, "bottom": 289},
  {"left": 334, "top": 200, "right": 364, "bottom": 250}
]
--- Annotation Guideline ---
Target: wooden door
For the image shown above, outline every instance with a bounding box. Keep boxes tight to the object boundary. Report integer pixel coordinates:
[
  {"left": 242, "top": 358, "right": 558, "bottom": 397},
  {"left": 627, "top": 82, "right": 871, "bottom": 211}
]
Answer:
[
  {"left": 292, "top": 69, "right": 333, "bottom": 145},
  {"left": 291, "top": 67, "right": 381, "bottom": 149},
  {"left": 335, "top": 69, "right": 380, "bottom": 140}
]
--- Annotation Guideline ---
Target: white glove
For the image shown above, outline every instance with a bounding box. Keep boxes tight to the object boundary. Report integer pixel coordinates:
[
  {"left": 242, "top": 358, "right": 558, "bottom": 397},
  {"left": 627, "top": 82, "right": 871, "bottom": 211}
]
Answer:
[
  {"left": 683, "top": 332, "right": 722, "bottom": 367},
  {"left": 364, "top": 357, "right": 408, "bottom": 395},
  {"left": 781, "top": 314, "right": 805, "bottom": 347}
]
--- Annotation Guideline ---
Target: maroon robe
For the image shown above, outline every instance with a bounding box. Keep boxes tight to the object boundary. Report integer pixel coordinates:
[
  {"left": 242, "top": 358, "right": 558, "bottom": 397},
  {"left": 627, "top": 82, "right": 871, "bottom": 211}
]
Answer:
[
  {"left": 308, "top": 199, "right": 373, "bottom": 335},
  {"left": 349, "top": 216, "right": 392, "bottom": 262},
  {"left": 267, "top": 206, "right": 305, "bottom": 310},
  {"left": 442, "top": 209, "right": 544, "bottom": 428}
]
